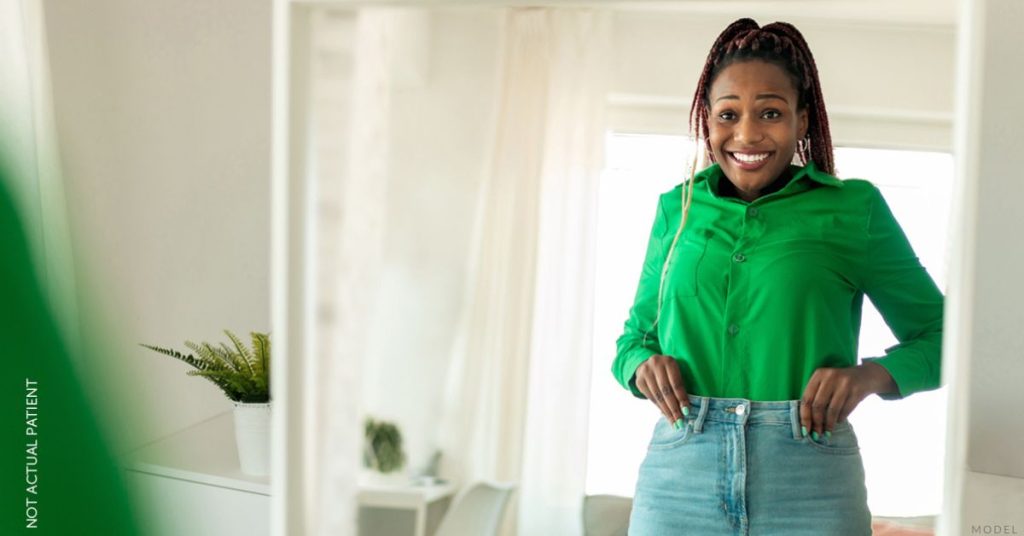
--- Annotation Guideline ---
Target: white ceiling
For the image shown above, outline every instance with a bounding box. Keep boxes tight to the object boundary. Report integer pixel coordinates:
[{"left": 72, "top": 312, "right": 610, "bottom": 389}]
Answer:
[
  {"left": 610, "top": 0, "right": 959, "bottom": 27},
  {"left": 441, "top": 0, "right": 959, "bottom": 28}
]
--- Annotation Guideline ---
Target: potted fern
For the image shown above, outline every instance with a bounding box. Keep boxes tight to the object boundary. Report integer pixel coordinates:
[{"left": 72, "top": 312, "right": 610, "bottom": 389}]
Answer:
[{"left": 141, "top": 330, "right": 271, "bottom": 476}]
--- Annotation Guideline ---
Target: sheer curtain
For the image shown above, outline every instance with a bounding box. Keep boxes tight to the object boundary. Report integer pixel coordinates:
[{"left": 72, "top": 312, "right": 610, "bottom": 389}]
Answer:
[
  {"left": 435, "top": 8, "right": 610, "bottom": 536},
  {"left": 305, "top": 8, "right": 398, "bottom": 535},
  {"left": 0, "top": 0, "right": 79, "bottom": 349}
]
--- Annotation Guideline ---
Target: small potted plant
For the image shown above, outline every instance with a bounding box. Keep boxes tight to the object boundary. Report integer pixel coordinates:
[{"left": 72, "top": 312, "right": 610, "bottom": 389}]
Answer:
[
  {"left": 361, "top": 417, "right": 408, "bottom": 486},
  {"left": 141, "top": 330, "right": 271, "bottom": 476}
]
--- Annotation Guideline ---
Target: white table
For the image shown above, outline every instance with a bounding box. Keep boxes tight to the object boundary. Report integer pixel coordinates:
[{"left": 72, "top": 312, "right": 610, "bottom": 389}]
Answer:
[{"left": 358, "top": 480, "right": 458, "bottom": 536}]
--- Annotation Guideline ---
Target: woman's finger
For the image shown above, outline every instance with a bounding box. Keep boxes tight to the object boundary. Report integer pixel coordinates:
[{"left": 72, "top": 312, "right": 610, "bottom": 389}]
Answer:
[
  {"left": 833, "top": 367, "right": 873, "bottom": 428},
  {"left": 636, "top": 359, "right": 676, "bottom": 425},
  {"left": 652, "top": 363, "right": 684, "bottom": 427},
  {"left": 799, "top": 372, "right": 820, "bottom": 438},
  {"left": 665, "top": 362, "right": 691, "bottom": 419},
  {"left": 810, "top": 381, "right": 833, "bottom": 439},
  {"left": 825, "top": 386, "right": 845, "bottom": 435}
]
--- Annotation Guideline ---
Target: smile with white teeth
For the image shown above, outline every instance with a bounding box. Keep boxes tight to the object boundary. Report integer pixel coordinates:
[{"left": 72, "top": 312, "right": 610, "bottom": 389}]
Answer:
[{"left": 731, "top": 152, "right": 770, "bottom": 163}]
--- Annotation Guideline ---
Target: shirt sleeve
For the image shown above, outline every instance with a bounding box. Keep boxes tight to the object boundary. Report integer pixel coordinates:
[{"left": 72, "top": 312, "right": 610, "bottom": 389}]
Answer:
[
  {"left": 611, "top": 194, "right": 669, "bottom": 399},
  {"left": 858, "top": 184, "right": 945, "bottom": 401}
]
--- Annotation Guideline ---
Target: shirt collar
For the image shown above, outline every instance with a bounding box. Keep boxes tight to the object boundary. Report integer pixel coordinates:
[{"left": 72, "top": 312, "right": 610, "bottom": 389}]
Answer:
[
  {"left": 696, "top": 159, "right": 844, "bottom": 196},
  {"left": 801, "top": 159, "right": 844, "bottom": 187}
]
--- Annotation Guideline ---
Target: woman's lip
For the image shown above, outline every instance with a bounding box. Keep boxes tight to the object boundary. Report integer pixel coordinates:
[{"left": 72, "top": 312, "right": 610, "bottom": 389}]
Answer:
[{"left": 728, "top": 151, "right": 772, "bottom": 171}]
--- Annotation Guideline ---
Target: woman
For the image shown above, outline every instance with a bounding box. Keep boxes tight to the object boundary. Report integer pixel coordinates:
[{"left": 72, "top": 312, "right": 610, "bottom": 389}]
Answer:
[{"left": 611, "top": 18, "right": 945, "bottom": 535}]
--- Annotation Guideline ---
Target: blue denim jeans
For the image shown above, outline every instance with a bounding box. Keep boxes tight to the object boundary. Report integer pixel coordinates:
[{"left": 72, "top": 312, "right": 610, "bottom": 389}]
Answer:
[{"left": 628, "top": 394, "right": 872, "bottom": 535}]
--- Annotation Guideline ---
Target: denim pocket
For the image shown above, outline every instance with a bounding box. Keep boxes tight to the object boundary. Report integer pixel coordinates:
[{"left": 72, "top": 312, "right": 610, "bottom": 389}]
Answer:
[
  {"left": 648, "top": 417, "right": 694, "bottom": 450},
  {"left": 803, "top": 419, "right": 860, "bottom": 455}
]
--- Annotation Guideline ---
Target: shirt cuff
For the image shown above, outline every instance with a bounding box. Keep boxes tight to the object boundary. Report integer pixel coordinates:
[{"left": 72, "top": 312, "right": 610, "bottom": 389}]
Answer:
[
  {"left": 623, "top": 349, "right": 658, "bottom": 399},
  {"left": 861, "top": 356, "right": 906, "bottom": 401}
]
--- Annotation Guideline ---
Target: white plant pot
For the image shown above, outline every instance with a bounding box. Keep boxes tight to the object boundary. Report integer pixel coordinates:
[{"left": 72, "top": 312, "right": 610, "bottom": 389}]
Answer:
[{"left": 232, "top": 401, "right": 271, "bottom": 476}]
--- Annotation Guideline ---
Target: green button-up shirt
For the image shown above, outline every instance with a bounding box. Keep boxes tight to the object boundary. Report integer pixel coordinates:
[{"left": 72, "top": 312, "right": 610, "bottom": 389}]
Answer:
[{"left": 612, "top": 160, "right": 945, "bottom": 402}]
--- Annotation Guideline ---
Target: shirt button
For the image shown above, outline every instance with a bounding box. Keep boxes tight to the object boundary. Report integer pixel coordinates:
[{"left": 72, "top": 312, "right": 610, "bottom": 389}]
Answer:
[
  {"left": 747, "top": 207, "right": 759, "bottom": 217},
  {"left": 728, "top": 324, "right": 739, "bottom": 335},
  {"left": 732, "top": 253, "right": 746, "bottom": 263}
]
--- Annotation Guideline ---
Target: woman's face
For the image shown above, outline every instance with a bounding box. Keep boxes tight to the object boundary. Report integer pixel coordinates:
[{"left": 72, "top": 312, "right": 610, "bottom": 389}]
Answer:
[{"left": 706, "top": 60, "right": 809, "bottom": 201}]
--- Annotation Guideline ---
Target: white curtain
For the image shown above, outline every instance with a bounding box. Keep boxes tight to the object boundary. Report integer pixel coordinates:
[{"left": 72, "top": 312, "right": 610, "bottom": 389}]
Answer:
[
  {"left": 0, "top": 0, "right": 80, "bottom": 352},
  {"left": 305, "top": 8, "right": 400, "bottom": 535},
  {"left": 436, "top": 8, "right": 610, "bottom": 536}
]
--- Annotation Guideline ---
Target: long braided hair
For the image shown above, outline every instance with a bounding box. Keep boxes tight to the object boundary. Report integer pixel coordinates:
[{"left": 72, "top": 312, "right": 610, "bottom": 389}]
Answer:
[{"left": 642, "top": 18, "right": 835, "bottom": 347}]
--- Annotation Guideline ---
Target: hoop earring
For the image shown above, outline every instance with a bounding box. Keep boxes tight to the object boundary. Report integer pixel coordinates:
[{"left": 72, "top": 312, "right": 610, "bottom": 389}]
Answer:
[{"left": 797, "top": 135, "right": 810, "bottom": 163}]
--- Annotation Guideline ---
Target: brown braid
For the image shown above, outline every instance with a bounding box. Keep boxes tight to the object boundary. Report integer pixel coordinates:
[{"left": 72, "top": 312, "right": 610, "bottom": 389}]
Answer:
[{"left": 689, "top": 18, "right": 834, "bottom": 174}]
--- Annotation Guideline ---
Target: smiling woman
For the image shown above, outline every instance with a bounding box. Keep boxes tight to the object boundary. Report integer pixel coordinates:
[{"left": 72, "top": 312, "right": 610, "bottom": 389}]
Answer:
[
  {"left": 707, "top": 60, "right": 808, "bottom": 201},
  {"left": 611, "top": 17, "right": 945, "bottom": 536}
]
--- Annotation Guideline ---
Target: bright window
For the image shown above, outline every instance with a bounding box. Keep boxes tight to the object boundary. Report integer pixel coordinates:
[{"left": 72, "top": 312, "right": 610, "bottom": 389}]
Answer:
[{"left": 586, "top": 133, "right": 951, "bottom": 517}]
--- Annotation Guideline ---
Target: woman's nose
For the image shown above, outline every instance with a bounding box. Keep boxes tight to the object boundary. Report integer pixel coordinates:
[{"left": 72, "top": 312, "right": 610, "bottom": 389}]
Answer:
[{"left": 734, "top": 116, "right": 764, "bottom": 144}]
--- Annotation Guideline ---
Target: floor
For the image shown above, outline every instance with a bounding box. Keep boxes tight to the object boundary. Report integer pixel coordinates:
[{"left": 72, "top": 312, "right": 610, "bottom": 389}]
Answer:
[{"left": 870, "top": 515, "right": 936, "bottom": 535}]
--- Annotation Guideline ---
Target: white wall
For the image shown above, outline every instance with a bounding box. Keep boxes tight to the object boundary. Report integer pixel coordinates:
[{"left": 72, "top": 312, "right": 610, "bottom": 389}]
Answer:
[
  {"left": 43, "top": 0, "right": 272, "bottom": 449},
  {"left": 607, "top": 12, "right": 956, "bottom": 151}
]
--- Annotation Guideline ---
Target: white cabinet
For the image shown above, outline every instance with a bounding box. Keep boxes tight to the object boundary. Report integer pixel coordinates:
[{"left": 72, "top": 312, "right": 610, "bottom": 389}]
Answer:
[
  {"left": 123, "top": 411, "right": 269, "bottom": 536},
  {"left": 122, "top": 410, "right": 458, "bottom": 536}
]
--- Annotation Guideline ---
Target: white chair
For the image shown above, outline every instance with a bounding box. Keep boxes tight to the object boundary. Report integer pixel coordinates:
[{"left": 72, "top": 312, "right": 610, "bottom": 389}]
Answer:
[
  {"left": 434, "top": 480, "right": 517, "bottom": 536},
  {"left": 582, "top": 494, "right": 633, "bottom": 536}
]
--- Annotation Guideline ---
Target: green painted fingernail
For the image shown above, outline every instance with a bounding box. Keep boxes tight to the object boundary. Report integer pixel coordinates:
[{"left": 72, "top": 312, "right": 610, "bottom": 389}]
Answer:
[
  {"left": 674, "top": 419, "right": 683, "bottom": 430},
  {"left": 801, "top": 425, "right": 807, "bottom": 437},
  {"left": 812, "top": 431, "right": 819, "bottom": 441},
  {"left": 682, "top": 406, "right": 690, "bottom": 417},
  {"left": 826, "top": 430, "right": 832, "bottom": 439}
]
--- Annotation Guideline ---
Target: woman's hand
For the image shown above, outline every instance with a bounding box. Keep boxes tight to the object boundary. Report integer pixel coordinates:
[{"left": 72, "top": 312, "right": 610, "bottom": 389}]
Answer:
[
  {"left": 635, "top": 355, "right": 691, "bottom": 429},
  {"left": 799, "top": 362, "right": 898, "bottom": 440}
]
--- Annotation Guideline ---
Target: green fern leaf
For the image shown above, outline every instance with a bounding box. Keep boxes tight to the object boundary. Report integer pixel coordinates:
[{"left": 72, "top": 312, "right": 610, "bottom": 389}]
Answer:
[
  {"left": 139, "top": 344, "right": 207, "bottom": 371},
  {"left": 142, "top": 331, "right": 271, "bottom": 403},
  {"left": 225, "top": 329, "right": 256, "bottom": 377}
]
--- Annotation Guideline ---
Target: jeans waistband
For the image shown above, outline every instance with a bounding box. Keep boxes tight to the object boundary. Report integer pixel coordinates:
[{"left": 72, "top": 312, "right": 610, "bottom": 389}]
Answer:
[{"left": 685, "top": 394, "right": 801, "bottom": 432}]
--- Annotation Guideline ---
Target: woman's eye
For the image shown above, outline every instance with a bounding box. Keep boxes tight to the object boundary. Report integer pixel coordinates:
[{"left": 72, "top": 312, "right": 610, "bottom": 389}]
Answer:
[
  {"left": 762, "top": 110, "right": 781, "bottom": 119},
  {"left": 717, "top": 111, "right": 736, "bottom": 121}
]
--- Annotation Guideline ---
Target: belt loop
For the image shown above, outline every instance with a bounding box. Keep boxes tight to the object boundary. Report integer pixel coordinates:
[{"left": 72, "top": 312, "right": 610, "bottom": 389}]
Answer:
[
  {"left": 692, "top": 396, "right": 710, "bottom": 433},
  {"left": 790, "top": 400, "right": 802, "bottom": 439}
]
